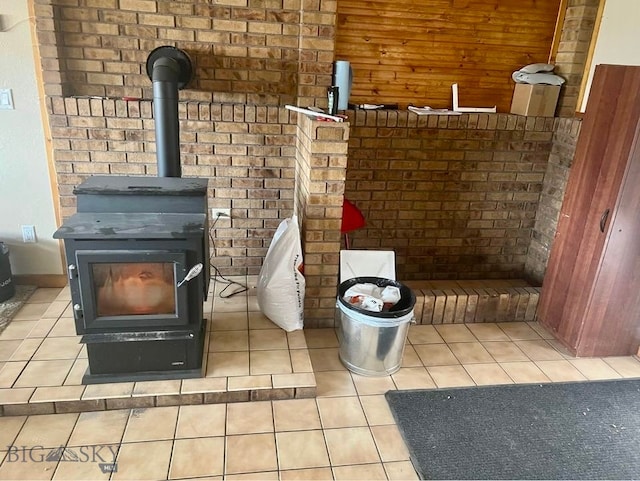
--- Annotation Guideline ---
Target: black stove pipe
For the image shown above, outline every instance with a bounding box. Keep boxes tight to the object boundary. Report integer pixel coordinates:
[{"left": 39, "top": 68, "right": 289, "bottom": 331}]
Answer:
[
  {"left": 151, "top": 58, "right": 181, "bottom": 177},
  {"left": 146, "top": 47, "right": 193, "bottom": 178}
]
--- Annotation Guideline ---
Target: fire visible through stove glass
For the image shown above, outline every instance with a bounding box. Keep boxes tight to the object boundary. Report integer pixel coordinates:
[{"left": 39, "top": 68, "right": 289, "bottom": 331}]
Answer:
[{"left": 93, "top": 262, "right": 176, "bottom": 317}]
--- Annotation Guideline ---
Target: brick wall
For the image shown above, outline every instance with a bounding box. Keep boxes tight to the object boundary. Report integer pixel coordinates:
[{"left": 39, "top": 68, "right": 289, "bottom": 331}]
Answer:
[
  {"left": 48, "top": 96, "right": 298, "bottom": 274},
  {"left": 344, "top": 111, "right": 557, "bottom": 281},
  {"left": 33, "top": 0, "right": 339, "bottom": 276},
  {"left": 524, "top": 117, "right": 582, "bottom": 284},
  {"left": 32, "top": 0, "right": 590, "bottom": 290},
  {"left": 34, "top": 0, "right": 335, "bottom": 107}
]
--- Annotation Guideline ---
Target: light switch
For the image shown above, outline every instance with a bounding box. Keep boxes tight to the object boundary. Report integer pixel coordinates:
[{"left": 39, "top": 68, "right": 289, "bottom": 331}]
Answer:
[{"left": 0, "top": 89, "right": 14, "bottom": 110}]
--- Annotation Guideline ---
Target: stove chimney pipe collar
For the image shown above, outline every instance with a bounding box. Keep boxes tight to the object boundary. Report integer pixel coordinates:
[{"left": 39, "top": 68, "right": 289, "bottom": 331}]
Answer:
[{"left": 146, "top": 46, "right": 193, "bottom": 90}]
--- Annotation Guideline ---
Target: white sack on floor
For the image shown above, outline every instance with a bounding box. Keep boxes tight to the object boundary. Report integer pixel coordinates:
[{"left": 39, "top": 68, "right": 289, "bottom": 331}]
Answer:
[{"left": 257, "top": 216, "right": 305, "bottom": 331}]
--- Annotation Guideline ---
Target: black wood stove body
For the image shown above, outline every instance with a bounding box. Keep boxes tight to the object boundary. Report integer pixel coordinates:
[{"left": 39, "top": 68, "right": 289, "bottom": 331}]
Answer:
[
  {"left": 54, "top": 176, "right": 210, "bottom": 383},
  {"left": 53, "top": 46, "right": 211, "bottom": 384}
]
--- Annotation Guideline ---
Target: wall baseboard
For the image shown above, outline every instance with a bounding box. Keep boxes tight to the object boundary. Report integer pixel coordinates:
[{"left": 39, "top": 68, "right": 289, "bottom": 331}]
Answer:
[{"left": 14, "top": 274, "right": 67, "bottom": 288}]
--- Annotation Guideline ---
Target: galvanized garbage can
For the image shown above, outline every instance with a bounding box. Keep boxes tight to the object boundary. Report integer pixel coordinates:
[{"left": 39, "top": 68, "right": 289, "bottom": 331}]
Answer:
[
  {"left": 336, "top": 276, "right": 415, "bottom": 376},
  {"left": 0, "top": 242, "right": 16, "bottom": 302}
]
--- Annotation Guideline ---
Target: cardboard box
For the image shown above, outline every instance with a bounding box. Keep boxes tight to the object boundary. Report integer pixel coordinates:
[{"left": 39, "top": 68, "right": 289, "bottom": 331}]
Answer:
[{"left": 510, "top": 84, "right": 560, "bottom": 117}]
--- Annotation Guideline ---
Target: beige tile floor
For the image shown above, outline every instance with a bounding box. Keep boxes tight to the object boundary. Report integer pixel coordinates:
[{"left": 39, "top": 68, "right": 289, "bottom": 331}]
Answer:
[
  {"left": 0, "top": 280, "right": 315, "bottom": 413},
  {"left": 1, "top": 278, "right": 640, "bottom": 480}
]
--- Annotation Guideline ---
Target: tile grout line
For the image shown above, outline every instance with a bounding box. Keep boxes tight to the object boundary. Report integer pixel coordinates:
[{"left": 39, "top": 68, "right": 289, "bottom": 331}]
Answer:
[
  {"left": 50, "top": 410, "right": 83, "bottom": 480},
  {"left": 356, "top": 388, "right": 390, "bottom": 478},
  {"left": 108, "top": 406, "right": 129, "bottom": 481},
  {"left": 270, "top": 398, "right": 281, "bottom": 475}
]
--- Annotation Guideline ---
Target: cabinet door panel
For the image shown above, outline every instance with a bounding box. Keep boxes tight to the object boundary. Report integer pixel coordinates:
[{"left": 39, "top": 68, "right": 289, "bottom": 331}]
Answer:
[
  {"left": 580, "top": 127, "right": 640, "bottom": 356},
  {"left": 539, "top": 66, "right": 627, "bottom": 335},
  {"left": 538, "top": 65, "right": 640, "bottom": 355}
]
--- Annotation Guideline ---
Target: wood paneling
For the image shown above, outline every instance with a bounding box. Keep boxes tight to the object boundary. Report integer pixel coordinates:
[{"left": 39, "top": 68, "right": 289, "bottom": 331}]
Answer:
[{"left": 335, "top": 0, "right": 561, "bottom": 112}]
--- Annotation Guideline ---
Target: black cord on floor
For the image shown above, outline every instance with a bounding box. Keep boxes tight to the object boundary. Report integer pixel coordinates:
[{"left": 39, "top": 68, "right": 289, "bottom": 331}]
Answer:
[{"left": 209, "top": 214, "right": 249, "bottom": 299}]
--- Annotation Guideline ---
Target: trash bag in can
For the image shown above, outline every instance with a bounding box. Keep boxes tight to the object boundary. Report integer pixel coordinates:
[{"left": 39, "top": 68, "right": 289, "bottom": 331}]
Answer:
[
  {"left": 0, "top": 242, "right": 16, "bottom": 302},
  {"left": 336, "top": 276, "right": 415, "bottom": 376}
]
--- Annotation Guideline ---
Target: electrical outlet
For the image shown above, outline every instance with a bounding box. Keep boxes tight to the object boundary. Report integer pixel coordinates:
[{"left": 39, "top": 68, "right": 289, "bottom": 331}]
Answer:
[
  {"left": 21, "top": 225, "right": 36, "bottom": 243},
  {"left": 211, "top": 208, "right": 231, "bottom": 218},
  {"left": 0, "top": 89, "right": 14, "bottom": 110}
]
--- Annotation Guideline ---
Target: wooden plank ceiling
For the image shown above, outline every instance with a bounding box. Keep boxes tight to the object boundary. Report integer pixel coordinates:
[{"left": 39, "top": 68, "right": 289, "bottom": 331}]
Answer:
[{"left": 335, "top": 0, "right": 561, "bottom": 112}]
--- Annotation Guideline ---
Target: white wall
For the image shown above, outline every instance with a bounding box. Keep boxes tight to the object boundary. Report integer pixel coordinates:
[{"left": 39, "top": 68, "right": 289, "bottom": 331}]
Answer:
[
  {"left": 580, "top": 0, "right": 640, "bottom": 112},
  {"left": 0, "top": 0, "right": 63, "bottom": 275}
]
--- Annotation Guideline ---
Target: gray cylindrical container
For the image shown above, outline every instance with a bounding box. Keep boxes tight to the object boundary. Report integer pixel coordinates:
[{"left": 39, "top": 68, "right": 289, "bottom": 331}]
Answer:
[
  {"left": 336, "top": 277, "right": 415, "bottom": 376},
  {"left": 0, "top": 242, "right": 16, "bottom": 302}
]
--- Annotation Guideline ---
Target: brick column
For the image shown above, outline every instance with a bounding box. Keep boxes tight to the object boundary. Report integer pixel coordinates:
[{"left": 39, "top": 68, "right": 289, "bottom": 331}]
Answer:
[
  {"left": 297, "top": 0, "right": 337, "bottom": 108},
  {"left": 524, "top": 118, "right": 582, "bottom": 285},
  {"left": 294, "top": 113, "right": 349, "bottom": 328},
  {"left": 554, "top": 0, "right": 601, "bottom": 117},
  {"left": 30, "top": 0, "right": 67, "bottom": 97}
]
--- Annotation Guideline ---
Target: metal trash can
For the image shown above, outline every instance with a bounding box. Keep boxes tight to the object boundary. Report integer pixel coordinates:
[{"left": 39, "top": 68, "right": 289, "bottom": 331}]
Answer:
[
  {"left": 0, "top": 242, "right": 16, "bottom": 302},
  {"left": 336, "top": 276, "right": 415, "bottom": 376}
]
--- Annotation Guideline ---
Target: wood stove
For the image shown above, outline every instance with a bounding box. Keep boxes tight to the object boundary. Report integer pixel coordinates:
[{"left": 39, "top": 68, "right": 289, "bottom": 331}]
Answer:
[
  {"left": 53, "top": 46, "right": 211, "bottom": 383},
  {"left": 54, "top": 176, "right": 209, "bottom": 383}
]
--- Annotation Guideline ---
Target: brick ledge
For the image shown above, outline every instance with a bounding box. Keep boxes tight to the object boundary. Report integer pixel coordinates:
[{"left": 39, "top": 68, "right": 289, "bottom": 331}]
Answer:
[{"left": 404, "top": 279, "right": 541, "bottom": 324}]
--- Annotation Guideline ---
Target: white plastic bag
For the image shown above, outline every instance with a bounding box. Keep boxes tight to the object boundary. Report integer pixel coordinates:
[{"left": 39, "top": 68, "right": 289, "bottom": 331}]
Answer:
[
  {"left": 257, "top": 216, "right": 305, "bottom": 331},
  {"left": 343, "top": 283, "right": 401, "bottom": 312}
]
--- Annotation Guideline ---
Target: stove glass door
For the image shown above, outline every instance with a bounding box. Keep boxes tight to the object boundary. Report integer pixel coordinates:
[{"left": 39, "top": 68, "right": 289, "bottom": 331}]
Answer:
[{"left": 75, "top": 249, "right": 189, "bottom": 330}]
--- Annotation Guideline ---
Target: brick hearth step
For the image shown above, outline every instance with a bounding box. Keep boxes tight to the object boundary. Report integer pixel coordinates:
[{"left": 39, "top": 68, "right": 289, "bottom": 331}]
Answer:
[{"left": 404, "top": 279, "right": 541, "bottom": 325}]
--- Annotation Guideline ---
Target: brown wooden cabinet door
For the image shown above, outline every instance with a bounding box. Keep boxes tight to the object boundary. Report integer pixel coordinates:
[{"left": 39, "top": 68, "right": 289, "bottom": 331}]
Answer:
[
  {"left": 537, "top": 65, "right": 640, "bottom": 356},
  {"left": 579, "top": 126, "right": 640, "bottom": 356}
]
